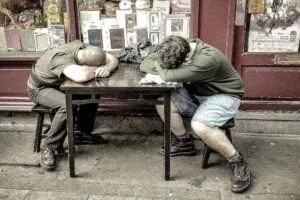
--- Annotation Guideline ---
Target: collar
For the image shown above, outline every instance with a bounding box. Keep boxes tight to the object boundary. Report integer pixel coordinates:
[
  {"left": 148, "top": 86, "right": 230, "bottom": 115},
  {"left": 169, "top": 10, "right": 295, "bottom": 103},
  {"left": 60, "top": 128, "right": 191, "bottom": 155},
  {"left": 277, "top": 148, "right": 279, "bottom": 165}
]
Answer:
[{"left": 183, "top": 42, "right": 197, "bottom": 65}]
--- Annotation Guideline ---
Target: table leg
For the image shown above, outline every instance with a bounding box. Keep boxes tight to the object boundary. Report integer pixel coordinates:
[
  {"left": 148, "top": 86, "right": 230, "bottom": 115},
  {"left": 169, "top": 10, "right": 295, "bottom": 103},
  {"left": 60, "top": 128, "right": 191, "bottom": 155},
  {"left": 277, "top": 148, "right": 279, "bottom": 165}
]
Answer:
[
  {"left": 164, "top": 92, "right": 171, "bottom": 180},
  {"left": 66, "top": 93, "right": 75, "bottom": 177}
]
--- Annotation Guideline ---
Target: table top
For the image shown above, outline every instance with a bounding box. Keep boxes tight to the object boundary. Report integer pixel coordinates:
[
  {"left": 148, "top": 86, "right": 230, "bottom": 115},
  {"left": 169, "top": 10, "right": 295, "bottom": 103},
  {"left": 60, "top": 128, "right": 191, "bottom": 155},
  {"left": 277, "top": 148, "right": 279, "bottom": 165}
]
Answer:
[{"left": 61, "top": 64, "right": 179, "bottom": 93}]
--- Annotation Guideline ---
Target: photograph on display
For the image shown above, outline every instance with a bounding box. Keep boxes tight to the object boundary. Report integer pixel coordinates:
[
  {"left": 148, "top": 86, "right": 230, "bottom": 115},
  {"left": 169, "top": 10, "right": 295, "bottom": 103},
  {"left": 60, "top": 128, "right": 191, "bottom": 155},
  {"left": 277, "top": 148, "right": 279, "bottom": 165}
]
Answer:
[
  {"left": 164, "top": 14, "right": 190, "bottom": 38},
  {"left": 34, "top": 28, "right": 49, "bottom": 51},
  {"left": 149, "top": 31, "right": 160, "bottom": 44},
  {"left": 109, "top": 28, "right": 125, "bottom": 49},
  {"left": 246, "top": 0, "right": 300, "bottom": 52},
  {"left": 149, "top": 11, "right": 160, "bottom": 31},
  {"left": 125, "top": 13, "right": 137, "bottom": 30},
  {"left": 48, "top": 24, "right": 65, "bottom": 48},
  {"left": 20, "top": 30, "right": 36, "bottom": 52},
  {"left": 88, "top": 29, "right": 103, "bottom": 48},
  {"left": 126, "top": 30, "right": 137, "bottom": 47}
]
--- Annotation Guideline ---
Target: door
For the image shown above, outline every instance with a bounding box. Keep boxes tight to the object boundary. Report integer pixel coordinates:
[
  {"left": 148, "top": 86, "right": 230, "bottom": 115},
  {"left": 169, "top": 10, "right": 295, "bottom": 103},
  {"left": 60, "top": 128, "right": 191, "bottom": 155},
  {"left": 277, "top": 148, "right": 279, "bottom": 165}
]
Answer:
[{"left": 196, "top": 0, "right": 300, "bottom": 111}]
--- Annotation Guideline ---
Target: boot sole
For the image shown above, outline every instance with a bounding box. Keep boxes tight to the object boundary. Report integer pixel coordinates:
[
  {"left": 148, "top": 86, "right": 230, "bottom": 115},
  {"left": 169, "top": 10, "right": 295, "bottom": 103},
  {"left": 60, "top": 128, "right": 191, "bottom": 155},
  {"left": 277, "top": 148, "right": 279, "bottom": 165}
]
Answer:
[
  {"left": 160, "top": 149, "right": 196, "bottom": 157},
  {"left": 231, "top": 173, "right": 251, "bottom": 193},
  {"left": 40, "top": 161, "right": 56, "bottom": 171}
]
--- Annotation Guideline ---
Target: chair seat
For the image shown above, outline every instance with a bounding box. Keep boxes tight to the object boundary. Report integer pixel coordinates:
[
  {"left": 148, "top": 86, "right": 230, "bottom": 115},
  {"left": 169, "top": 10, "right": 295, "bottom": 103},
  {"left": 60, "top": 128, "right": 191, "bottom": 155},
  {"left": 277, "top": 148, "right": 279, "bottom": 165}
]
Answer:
[{"left": 31, "top": 104, "right": 54, "bottom": 114}]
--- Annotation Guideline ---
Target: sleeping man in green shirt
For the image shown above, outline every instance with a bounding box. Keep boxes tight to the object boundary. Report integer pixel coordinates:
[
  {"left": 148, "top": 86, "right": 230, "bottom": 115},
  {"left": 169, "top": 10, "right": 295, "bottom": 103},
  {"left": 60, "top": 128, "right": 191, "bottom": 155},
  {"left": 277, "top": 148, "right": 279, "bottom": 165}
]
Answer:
[{"left": 140, "top": 35, "right": 251, "bottom": 193}]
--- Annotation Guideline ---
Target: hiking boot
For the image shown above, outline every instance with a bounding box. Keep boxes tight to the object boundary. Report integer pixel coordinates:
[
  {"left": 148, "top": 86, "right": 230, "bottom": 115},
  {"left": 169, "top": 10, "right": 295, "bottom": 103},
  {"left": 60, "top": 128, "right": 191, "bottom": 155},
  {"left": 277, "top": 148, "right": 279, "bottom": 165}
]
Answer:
[
  {"left": 40, "top": 146, "right": 56, "bottom": 170},
  {"left": 161, "top": 134, "right": 196, "bottom": 156},
  {"left": 74, "top": 131, "right": 106, "bottom": 145},
  {"left": 230, "top": 154, "right": 251, "bottom": 193}
]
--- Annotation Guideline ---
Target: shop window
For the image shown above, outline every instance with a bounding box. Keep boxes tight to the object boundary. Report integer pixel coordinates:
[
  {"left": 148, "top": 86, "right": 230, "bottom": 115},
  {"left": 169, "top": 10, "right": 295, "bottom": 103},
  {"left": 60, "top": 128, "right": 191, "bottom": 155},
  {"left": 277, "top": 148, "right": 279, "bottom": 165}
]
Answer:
[
  {"left": 243, "top": 0, "right": 300, "bottom": 53},
  {"left": 0, "top": 0, "right": 69, "bottom": 52},
  {"left": 76, "top": 0, "right": 192, "bottom": 52}
]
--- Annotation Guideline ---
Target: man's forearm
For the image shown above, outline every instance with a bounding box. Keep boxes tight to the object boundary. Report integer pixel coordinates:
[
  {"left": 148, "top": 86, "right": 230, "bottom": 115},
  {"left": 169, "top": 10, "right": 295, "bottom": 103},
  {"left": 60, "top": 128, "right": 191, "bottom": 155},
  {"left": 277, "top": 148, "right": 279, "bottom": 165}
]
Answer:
[{"left": 103, "top": 53, "right": 118, "bottom": 72}]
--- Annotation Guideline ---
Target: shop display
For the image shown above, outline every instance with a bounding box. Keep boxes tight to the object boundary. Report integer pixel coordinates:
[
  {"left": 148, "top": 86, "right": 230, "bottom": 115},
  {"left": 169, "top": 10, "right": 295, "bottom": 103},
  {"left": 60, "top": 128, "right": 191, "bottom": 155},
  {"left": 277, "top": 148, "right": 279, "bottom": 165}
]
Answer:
[
  {"left": 5, "top": 28, "right": 21, "bottom": 51},
  {"left": 152, "top": 0, "right": 170, "bottom": 14},
  {"left": 170, "top": 0, "right": 191, "bottom": 14},
  {"left": 88, "top": 28, "right": 103, "bottom": 48},
  {"left": 135, "top": 0, "right": 150, "bottom": 10},
  {"left": 48, "top": 24, "right": 65, "bottom": 48},
  {"left": 0, "top": 0, "right": 192, "bottom": 52},
  {"left": 20, "top": 29, "right": 36, "bottom": 51},
  {"left": 44, "top": 0, "right": 64, "bottom": 25},
  {"left": 164, "top": 14, "right": 189, "bottom": 38},
  {"left": 246, "top": 0, "right": 300, "bottom": 52},
  {"left": 119, "top": 0, "right": 133, "bottom": 10},
  {"left": 109, "top": 28, "right": 125, "bottom": 49},
  {"left": 125, "top": 13, "right": 137, "bottom": 29},
  {"left": 0, "top": 0, "right": 67, "bottom": 52},
  {"left": 0, "top": 27, "right": 7, "bottom": 51},
  {"left": 34, "top": 28, "right": 49, "bottom": 51}
]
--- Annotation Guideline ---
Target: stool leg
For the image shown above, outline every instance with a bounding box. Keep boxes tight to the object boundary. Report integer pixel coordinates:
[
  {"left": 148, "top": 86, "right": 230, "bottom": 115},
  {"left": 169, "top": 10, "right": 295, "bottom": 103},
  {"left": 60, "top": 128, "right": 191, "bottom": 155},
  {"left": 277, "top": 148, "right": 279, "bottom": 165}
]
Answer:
[
  {"left": 34, "top": 113, "right": 44, "bottom": 152},
  {"left": 202, "top": 144, "right": 211, "bottom": 169},
  {"left": 225, "top": 128, "right": 232, "bottom": 142},
  {"left": 201, "top": 128, "right": 232, "bottom": 169}
]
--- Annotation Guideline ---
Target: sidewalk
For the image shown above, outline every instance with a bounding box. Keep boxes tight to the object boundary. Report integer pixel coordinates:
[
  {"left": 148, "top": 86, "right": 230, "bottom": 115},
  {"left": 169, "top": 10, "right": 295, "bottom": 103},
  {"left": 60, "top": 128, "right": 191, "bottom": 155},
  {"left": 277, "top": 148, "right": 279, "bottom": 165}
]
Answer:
[{"left": 0, "top": 130, "right": 299, "bottom": 200}]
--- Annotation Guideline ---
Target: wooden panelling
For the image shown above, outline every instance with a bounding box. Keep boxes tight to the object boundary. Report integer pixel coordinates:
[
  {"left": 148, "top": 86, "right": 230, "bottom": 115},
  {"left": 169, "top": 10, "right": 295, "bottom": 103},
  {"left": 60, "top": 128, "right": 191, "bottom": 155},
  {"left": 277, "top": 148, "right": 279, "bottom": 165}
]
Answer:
[
  {"left": 242, "top": 66, "right": 300, "bottom": 99},
  {"left": 0, "top": 67, "right": 31, "bottom": 98},
  {"left": 198, "top": 0, "right": 235, "bottom": 60}
]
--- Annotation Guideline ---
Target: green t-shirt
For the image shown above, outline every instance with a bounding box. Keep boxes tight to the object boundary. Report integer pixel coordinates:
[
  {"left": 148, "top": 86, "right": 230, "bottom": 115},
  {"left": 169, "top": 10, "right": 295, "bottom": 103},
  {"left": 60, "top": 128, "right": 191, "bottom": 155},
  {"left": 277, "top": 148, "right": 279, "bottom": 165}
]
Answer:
[
  {"left": 140, "top": 39, "right": 244, "bottom": 97},
  {"left": 33, "top": 40, "right": 84, "bottom": 87}
]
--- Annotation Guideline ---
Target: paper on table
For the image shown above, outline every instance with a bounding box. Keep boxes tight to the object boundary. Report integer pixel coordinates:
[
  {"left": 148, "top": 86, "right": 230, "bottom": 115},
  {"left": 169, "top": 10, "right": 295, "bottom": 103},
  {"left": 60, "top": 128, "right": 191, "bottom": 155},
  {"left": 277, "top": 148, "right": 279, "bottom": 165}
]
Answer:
[{"left": 139, "top": 73, "right": 177, "bottom": 85}]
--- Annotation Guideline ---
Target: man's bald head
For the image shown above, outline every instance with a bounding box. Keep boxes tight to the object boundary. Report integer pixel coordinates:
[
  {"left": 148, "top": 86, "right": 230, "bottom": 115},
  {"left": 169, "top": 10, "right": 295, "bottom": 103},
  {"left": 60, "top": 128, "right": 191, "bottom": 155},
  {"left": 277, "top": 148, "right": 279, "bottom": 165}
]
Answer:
[{"left": 77, "top": 46, "right": 106, "bottom": 66}]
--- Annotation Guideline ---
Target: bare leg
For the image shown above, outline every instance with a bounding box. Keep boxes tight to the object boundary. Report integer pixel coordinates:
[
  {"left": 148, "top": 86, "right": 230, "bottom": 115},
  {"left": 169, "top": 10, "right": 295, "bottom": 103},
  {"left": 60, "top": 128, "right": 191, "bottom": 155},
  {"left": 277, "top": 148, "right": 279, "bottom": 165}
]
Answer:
[
  {"left": 191, "top": 121, "right": 236, "bottom": 158},
  {"left": 156, "top": 101, "right": 186, "bottom": 137}
]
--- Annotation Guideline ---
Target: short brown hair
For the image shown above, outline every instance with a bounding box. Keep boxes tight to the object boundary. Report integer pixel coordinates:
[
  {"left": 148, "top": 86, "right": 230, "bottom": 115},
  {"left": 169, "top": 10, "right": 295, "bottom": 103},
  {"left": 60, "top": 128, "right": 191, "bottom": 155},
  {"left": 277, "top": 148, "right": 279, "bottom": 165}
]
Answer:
[{"left": 158, "top": 35, "right": 190, "bottom": 69}]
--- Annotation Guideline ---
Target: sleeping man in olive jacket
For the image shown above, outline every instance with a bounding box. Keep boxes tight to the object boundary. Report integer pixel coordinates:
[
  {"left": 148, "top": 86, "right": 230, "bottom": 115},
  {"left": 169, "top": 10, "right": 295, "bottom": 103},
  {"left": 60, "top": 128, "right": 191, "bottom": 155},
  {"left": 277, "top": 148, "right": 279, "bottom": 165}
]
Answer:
[{"left": 140, "top": 35, "right": 251, "bottom": 193}]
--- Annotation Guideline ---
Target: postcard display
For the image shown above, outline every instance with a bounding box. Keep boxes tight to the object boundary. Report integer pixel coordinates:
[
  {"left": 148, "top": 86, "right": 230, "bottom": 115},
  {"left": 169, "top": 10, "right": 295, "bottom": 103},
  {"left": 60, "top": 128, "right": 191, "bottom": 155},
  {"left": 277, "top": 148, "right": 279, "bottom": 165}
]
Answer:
[
  {"left": 0, "top": 0, "right": 67, "bottom": 52},
  {"left": 78, "top": 0, "right": 191, "bottom": 51},
  {"left": 246, "top": 0, "right": 300, "bottom": 53}
]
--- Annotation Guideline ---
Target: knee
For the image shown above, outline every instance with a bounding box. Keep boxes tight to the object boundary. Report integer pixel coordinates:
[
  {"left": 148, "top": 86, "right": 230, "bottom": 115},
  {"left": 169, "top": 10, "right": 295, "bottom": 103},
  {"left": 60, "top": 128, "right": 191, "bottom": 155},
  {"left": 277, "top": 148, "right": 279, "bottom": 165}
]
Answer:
[
  {"left": 56, "top": 105, "right": 67, "bottom": 118},
  {"left": 191, "top": 120, "right": 211, "bottom": 139}
]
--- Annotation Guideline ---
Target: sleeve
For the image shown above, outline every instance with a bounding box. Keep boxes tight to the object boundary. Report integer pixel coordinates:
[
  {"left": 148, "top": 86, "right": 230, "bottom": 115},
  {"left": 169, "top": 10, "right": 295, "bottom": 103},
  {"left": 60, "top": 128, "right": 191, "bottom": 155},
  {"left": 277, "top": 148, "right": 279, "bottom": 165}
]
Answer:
[
  {"left": 50, "top": 53, "right": 77, "bottom": 79},
  {"left": 139, "top": 53, "right": 159, "bottom": 75},
  {"left": 156, "top": 48, "right": 220, "bottom": 83}
]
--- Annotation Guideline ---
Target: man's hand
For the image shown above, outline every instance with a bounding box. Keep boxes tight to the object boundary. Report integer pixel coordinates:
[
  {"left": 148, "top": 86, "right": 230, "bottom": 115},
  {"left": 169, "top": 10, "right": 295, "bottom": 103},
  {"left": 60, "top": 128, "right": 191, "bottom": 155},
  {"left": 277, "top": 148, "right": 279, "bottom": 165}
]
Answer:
[{"left": 95, "top": 67, "right": 110, "bottom": 78}]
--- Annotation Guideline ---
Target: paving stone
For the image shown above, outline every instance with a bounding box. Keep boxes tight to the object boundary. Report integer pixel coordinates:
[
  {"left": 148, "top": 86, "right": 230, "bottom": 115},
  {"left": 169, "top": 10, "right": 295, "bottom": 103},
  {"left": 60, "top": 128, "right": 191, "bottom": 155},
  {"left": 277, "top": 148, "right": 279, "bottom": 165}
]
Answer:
[
  {"left": 0, "top": 131, "right": 299, "bottom": 200},
  {"left": 24, "top": 191, "right": 88, "bottom": 200},
  {"left": 0, "top": 189, "right": 29, "bottom": 200}
]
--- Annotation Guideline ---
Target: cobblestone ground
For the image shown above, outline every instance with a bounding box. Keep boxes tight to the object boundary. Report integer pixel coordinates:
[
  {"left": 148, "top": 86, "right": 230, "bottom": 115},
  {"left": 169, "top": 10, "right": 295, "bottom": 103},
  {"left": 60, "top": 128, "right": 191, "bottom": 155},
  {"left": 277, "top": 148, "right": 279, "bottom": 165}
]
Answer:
[{"left": 0, "top": 131, "right": 299, "bottom": 200}]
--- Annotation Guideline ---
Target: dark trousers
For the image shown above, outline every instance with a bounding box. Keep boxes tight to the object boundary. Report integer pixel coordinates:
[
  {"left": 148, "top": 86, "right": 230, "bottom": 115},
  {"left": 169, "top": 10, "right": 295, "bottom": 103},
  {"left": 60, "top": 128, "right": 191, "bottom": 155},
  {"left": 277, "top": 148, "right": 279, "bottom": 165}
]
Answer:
[{"left": 27, "top": 87, "right": 98, "bottom": 151}]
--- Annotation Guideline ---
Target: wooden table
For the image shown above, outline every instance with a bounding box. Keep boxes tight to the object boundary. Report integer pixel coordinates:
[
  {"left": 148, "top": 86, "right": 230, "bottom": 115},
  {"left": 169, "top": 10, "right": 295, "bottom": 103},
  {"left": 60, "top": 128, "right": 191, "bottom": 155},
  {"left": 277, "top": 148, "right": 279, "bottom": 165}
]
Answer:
[{"left": 61, "top": 64, "right": 178, "bottom": 180}]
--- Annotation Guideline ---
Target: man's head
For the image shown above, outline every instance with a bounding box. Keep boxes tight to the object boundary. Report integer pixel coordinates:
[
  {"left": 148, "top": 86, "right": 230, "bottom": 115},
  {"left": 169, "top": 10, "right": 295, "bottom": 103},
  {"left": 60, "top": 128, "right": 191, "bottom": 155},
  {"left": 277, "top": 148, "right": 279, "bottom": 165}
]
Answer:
[
  {"left": 77, "top": 46, "right": 106, "bottom": 66},
  {"left": 158, "top": 35, "right": 190, "bottom": 69}
]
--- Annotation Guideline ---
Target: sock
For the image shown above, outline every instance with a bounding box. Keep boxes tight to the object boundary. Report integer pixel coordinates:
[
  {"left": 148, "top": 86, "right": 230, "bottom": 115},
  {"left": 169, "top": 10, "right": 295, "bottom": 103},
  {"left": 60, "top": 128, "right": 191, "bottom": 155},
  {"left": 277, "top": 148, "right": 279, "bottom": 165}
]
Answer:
[
  {"left": 177, "top": 132, "right": 190, "bottom": 140},
  {"left": 227, "top": 151, "right": 241, "bottom": 163}
]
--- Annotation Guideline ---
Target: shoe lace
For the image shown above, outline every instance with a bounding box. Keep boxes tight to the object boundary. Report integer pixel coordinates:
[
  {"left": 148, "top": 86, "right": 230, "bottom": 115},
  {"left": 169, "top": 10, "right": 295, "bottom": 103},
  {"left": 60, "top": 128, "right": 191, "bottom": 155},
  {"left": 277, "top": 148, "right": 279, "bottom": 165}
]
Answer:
[
  {"left": 230, "top": 160, "right": 250, "bottom": 181},
  {"left": 42, "top": 148, "right": 53, "bottom": 158}
]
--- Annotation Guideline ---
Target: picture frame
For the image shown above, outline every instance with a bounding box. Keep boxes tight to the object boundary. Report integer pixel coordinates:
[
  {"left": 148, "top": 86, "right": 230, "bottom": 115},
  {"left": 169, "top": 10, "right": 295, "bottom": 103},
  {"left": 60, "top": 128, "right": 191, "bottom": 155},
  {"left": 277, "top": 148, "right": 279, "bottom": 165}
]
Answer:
[
  {"left": 149, "top": 31, "right": 160, "bottom": 45},
  {"left": 48, "top": 24, "right": 65, "bottom": 49},
  {"left": 88, "top": 29, "right": 103, "bottom": 48},
  {"left": 34, "top": 28, "right": 49, "bottom": 52},
  {"left": 164, "top": 14, "right": 190, "bottom": 38},
  {"left": 149, "top": 11, "right": 159, "bottom": 31}
]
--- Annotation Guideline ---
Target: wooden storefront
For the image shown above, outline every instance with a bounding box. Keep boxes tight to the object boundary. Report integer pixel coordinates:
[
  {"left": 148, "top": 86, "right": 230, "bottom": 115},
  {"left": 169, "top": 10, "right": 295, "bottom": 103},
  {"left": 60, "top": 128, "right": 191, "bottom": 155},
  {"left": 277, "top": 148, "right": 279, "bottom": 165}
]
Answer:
[{"left": 0, "top": 0, "right": 299, "bottom": 112}]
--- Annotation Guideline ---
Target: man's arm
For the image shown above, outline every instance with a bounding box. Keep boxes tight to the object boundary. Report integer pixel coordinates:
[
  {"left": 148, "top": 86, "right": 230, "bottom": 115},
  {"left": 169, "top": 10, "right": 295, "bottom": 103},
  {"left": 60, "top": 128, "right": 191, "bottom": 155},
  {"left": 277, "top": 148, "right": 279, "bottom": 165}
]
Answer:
[
  {"left": 63, "top": 64, "right": 99, "bottom": 82},
  {"left": 139, "top": 53, "right": 159, "bottom": 75},
  {"left": 94, "top": 53, "right": 118, "bottom": 78}
]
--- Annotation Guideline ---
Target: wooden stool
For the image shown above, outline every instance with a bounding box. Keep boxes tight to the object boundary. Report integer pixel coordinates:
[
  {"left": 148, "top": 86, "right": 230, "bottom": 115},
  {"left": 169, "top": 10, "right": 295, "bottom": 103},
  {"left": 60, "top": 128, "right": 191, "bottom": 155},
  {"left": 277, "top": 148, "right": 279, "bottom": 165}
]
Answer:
[
  {"left": 201, "top": 118, "right": 235, "bottom": 169},
  {"left": 31, "top": 104, "right": 55, "bottom": 152}
]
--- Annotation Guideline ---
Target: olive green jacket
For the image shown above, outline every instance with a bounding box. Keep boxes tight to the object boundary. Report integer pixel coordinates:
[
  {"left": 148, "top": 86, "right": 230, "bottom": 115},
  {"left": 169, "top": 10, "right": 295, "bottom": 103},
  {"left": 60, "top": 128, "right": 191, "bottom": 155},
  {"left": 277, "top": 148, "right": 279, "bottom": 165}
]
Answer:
[{"left": 140, "top": 39, "right": 244, "bottom": 97}]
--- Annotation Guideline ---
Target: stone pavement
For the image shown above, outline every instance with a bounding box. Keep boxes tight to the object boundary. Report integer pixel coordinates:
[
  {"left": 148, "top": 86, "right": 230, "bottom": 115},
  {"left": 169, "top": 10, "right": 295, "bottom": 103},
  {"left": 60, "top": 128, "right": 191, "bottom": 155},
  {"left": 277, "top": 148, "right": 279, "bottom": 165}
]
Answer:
[{"left": 0, "top": 130, "right": 299, "bottom": 200}]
